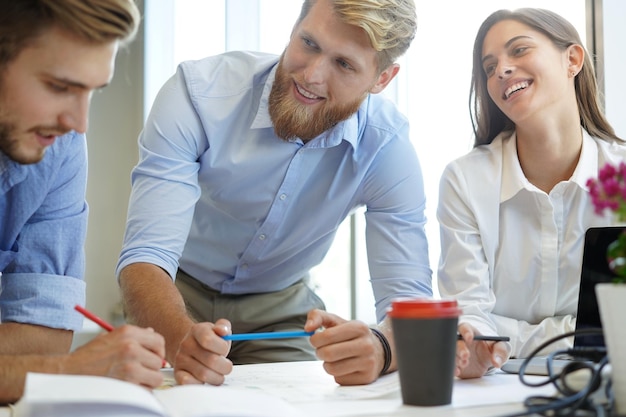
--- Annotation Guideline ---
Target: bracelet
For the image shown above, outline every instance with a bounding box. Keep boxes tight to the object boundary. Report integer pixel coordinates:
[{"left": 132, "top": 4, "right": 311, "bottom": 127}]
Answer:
[{"left": 370, "top": 328, "right": 392, "bottom": 376}]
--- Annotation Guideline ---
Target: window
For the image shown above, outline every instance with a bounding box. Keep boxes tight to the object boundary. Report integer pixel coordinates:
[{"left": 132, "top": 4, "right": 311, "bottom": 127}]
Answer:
[{"left": 144, "top": 0, "right": 587, "bottom": 324}]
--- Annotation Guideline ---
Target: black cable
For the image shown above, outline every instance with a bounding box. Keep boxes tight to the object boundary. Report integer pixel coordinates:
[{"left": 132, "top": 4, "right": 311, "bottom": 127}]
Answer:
[{"left": 496, "top": 328, "right": 612, "bottom": 417}]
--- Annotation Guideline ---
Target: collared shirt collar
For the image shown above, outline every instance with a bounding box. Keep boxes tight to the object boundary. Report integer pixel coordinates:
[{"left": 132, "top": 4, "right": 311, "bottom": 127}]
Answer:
[
  {"left": 0, "top": 152, "right": 27, "bottom": 193},
  {"left": 500, "top": 130, "right": 526, "bottom": 202},
  {"left": 250, "top": 63, "right": 360, "bottom": 150},
  {"left": 500, "top": 128, "right": 597, "bottom": 202},
  {"left": 570, "top": 129, "right": 599, "bottom": 188}
]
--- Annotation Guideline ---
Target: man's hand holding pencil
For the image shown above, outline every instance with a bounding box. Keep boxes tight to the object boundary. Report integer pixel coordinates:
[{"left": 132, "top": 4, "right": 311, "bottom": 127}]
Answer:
[{"left": 72, "top": 305, "right": 166, "bottom": 388}]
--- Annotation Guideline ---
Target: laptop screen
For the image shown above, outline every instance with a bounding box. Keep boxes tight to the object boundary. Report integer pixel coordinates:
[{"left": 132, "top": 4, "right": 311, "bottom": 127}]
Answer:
[{"left": 574, "top": 226, "right": 624, "bottom": 348}]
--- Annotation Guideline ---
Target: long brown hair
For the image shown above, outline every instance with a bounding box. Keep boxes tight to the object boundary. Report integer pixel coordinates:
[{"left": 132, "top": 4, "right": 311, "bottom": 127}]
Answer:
[{"left": 469, "top": 8, "right": 622, "bottom": 147}]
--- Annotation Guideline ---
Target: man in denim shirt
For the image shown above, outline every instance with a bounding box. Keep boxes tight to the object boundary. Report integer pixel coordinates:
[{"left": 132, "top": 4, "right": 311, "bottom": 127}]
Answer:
[{"left": 0, "top": 0, "right": 165, "bottom": 403}]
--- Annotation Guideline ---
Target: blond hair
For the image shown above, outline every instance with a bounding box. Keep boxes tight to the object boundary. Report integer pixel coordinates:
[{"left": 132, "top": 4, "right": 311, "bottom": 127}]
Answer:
[
  {"left": 297, "top": 0, "right": 417, "bottom": 71},
  {"left": 0, "top": 0, "right": 140, "bottom": 67}
]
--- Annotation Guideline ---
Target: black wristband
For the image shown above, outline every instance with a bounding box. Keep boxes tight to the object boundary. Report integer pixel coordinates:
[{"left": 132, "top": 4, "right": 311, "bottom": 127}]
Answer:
[{"left": 370, "top": 328, "right": 392, "bottom": 376}]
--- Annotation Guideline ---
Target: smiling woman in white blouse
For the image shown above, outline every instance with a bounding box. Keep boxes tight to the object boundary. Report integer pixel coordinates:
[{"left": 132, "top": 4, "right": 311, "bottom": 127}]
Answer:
[{"left": 437, "top": 7, "right": 626, "bottom": 379}]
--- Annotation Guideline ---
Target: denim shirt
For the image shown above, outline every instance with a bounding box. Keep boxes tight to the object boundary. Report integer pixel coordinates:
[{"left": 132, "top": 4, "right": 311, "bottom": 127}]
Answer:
[{"left": 0, "top": 131, "right": 88, "bottom": 330}]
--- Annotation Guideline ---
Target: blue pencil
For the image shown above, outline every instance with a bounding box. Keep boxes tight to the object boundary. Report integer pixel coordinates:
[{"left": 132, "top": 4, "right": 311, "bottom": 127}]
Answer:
[{"left": 223, "top": 330, "right": 314, "bottom": 341}]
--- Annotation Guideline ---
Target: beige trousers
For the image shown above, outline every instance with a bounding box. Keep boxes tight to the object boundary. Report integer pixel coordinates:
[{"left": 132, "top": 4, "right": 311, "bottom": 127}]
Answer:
[{"left": 175, "top": 269, "right": 325, "bottom": 364}]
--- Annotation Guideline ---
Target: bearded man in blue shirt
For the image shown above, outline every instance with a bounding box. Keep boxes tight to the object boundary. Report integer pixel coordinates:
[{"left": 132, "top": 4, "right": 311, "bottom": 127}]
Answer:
[{"left": 118, "top": 0, "right": 432, "bottom": 387}]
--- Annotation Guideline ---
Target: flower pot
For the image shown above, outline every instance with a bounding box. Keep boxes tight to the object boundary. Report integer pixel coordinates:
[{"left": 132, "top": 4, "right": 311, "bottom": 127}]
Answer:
[{"left": 595, "top": 283, "right": 626, "bottom": 414}]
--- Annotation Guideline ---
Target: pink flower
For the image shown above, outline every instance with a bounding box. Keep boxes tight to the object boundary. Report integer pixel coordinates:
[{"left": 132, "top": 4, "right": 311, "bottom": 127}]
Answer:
[
  {"left": 587, "top": 162, "right": 626, "bottom": 222},
  {"left": 589, "top": 162, "right": 626, "bottom": 282}
]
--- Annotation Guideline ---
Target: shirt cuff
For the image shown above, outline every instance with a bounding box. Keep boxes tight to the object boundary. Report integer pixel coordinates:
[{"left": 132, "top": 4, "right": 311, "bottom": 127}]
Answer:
[{"left": 0, "top": 273, "right": 86, "bottom": 331}]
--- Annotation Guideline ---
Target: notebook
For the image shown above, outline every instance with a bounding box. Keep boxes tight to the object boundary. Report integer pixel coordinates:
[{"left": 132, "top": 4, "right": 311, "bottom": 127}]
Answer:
[{"left": 501, "top": 226, "right": 622, "bottom": 375}]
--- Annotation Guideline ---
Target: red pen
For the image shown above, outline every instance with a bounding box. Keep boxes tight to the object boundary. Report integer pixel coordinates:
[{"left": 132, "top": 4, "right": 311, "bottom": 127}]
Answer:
[
  {"left": 74, "top": 304, "right": 114, "bottom": 331},
  {"left": 74, "top": 304, "right": 167, "bottom": 367}
]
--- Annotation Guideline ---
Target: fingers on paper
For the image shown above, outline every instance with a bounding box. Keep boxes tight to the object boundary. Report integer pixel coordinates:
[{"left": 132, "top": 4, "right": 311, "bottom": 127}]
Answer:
[
  {"left": 324, "top": 355, "right": 377, "bottom": 386},
  {"left": 174, "top": 323, "right": 234, "bottom": 386},
  {"left": 173, "top": 352, "right": 233, "bottom": 386},
  {"left": 122, "top": 365, "right": 165, "bottom": 389}
]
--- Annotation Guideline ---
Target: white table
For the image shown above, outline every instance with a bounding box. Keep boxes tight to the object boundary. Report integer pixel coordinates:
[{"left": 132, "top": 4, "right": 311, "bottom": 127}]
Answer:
[
  {"left": 4, "top": 361, "right": 561, "bottom": 417},
  {"left": 200, "top": 361, "right": 555, "bottom": 416}
]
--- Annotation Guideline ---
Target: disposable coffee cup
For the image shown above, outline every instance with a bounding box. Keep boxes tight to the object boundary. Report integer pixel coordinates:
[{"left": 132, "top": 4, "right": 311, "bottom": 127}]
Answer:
[{"left": 389, "top": 298, "right": 461, "bottom": 406}]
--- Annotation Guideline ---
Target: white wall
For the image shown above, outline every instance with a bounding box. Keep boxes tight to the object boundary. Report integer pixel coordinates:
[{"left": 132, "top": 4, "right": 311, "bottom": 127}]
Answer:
[
  {"left": 83, "top": 1, "right": 144, "bottom": 322},
  {"left": 603, "top": 0, "right": 626, "bottom": 138}
]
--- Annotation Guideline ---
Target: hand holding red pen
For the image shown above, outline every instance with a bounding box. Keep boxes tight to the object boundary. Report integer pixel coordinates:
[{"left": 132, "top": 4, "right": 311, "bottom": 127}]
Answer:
[{"left": 71, "top": 305, "right": 166, "bottom": 388}]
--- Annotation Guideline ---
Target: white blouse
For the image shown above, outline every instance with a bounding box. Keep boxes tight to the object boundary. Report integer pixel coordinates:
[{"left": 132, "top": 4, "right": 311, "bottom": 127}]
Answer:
[{"left": 437, "top": 129, "right": 626, "bottom": 357}]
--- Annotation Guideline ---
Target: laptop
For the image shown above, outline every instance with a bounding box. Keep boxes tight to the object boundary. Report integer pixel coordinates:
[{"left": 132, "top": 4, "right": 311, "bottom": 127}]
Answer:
[{"left": 501, "top": 226, "right": 621, "bottom": 375}]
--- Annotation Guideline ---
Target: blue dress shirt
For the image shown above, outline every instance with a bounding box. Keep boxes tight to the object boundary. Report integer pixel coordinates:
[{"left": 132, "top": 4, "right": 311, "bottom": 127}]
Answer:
[
  {"left": 0, "top": 132, "right": 87, "bottom": 330},
  {"left": 117, "top": 51, "right": 432, "bottom": 322}
]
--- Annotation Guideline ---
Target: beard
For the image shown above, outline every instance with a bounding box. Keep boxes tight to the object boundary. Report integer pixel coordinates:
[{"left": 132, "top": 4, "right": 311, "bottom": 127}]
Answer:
[
  {"left": 269, "top": 58, "right": 367, "bottom": 142},
  {"left": 0, "top": 122, "right": 12, "bottom": 151},
  {"left": 0, "top": 99, "right": 23, "bottom": 163},
  {"left": 0, "top": 118, "right": 48, "bottom": 164},
  {"left": 0, "top": 84, "right": 61, "bottom": 164}
]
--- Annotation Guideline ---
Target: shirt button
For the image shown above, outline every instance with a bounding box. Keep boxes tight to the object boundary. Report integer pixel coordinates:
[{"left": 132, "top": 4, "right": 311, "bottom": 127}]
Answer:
[
  {"left": 259, "top": 234, "right": 266, "bottom": 240},
  {"left": 280, "top": 194, "right": 286, "bottom": 200}
]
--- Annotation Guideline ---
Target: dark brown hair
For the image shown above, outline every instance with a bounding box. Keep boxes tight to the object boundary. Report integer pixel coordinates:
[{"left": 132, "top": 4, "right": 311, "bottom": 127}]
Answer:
[{"left": 470, "top": 8, "right": 622, "bottom": 146}]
